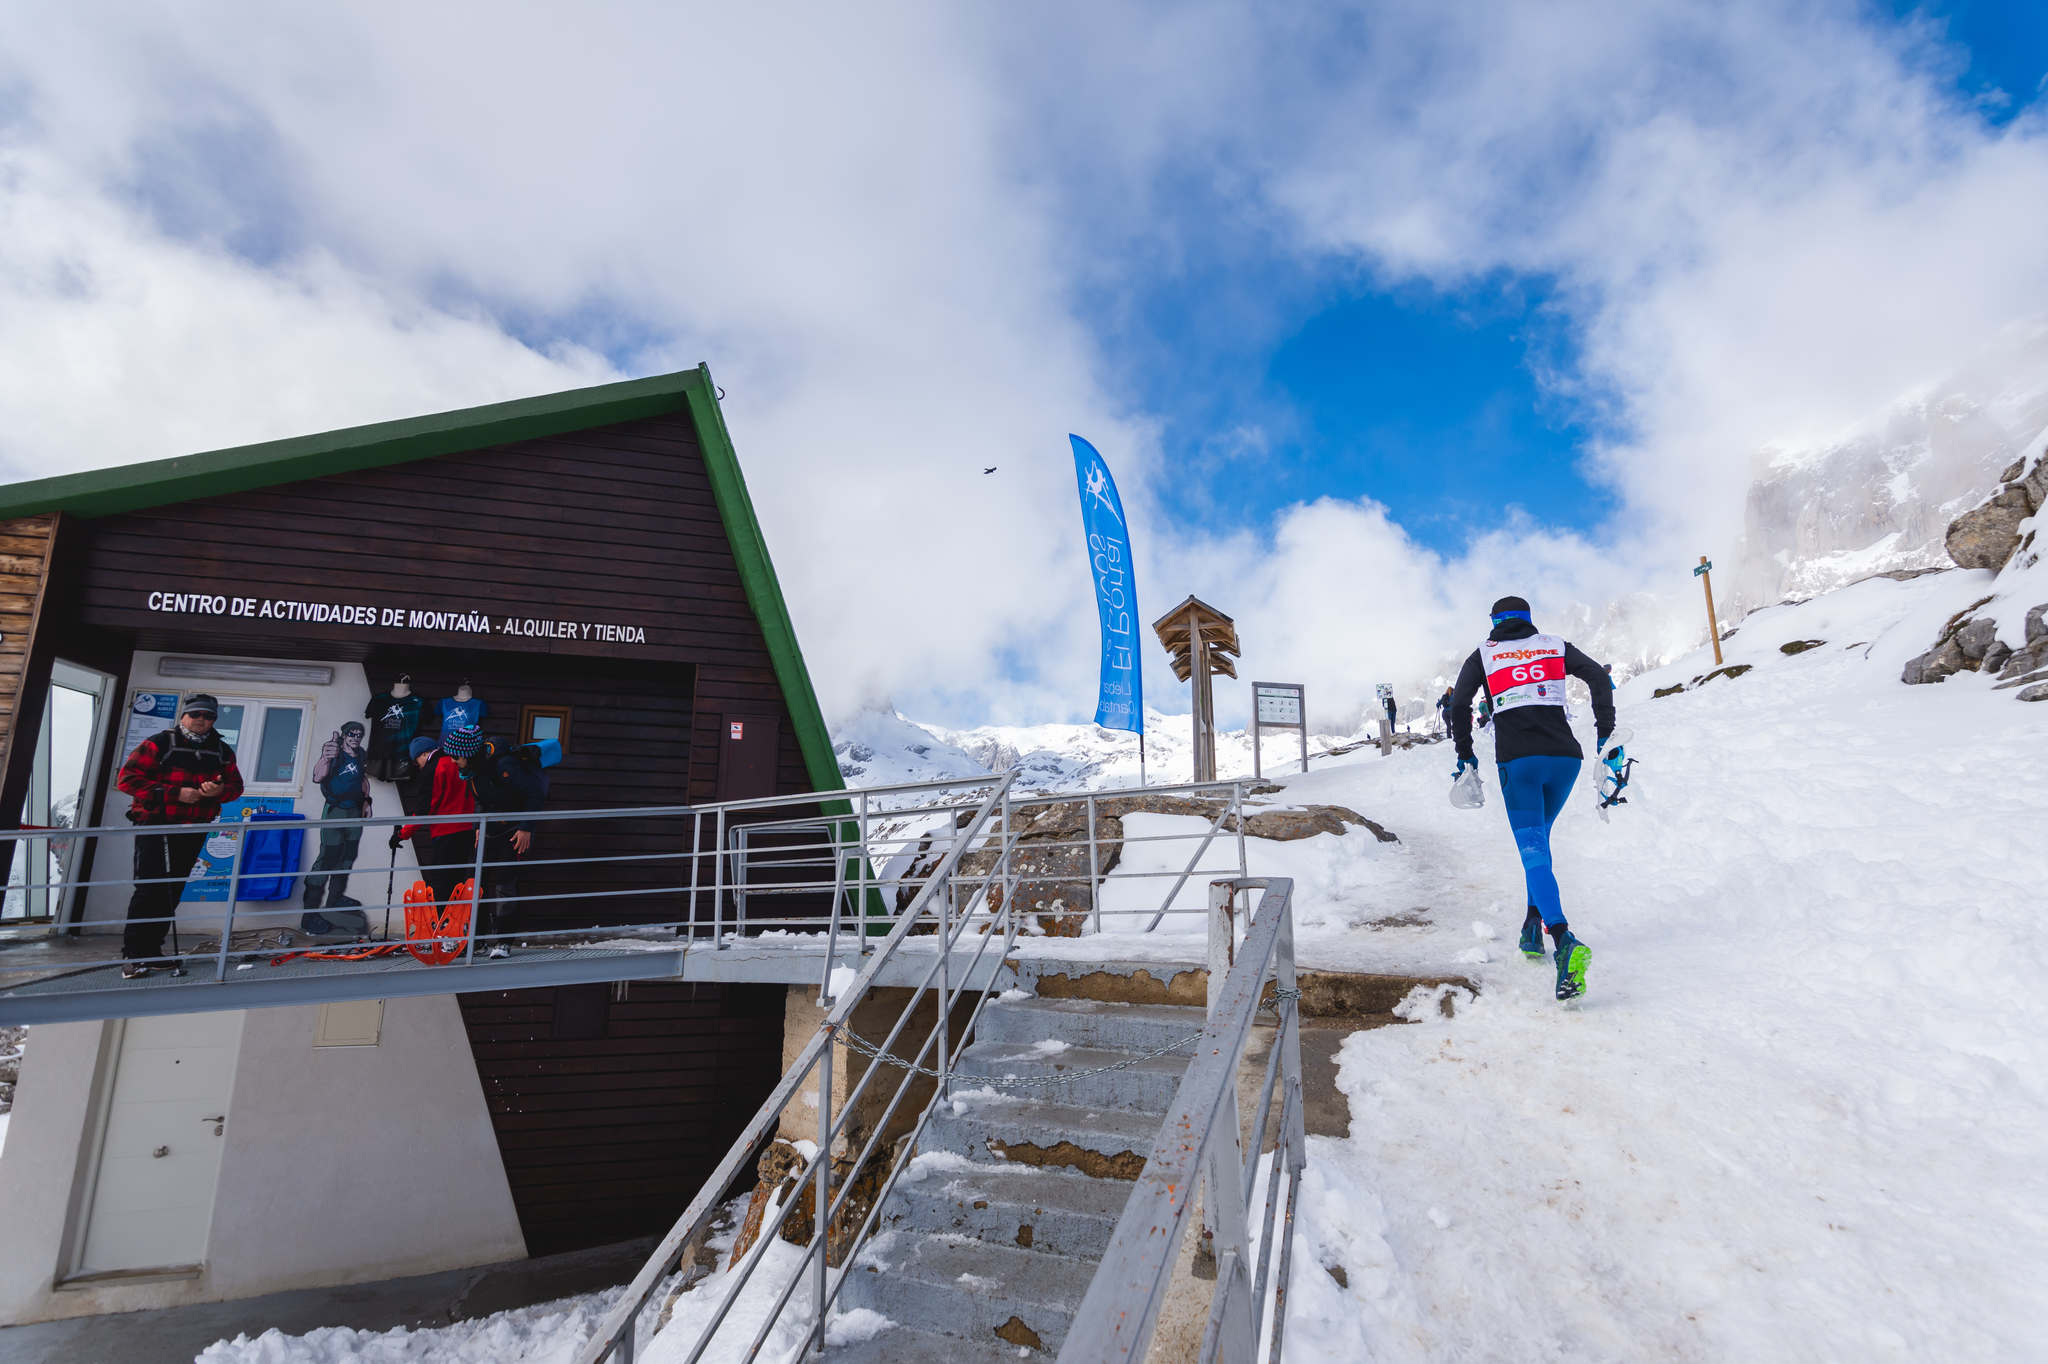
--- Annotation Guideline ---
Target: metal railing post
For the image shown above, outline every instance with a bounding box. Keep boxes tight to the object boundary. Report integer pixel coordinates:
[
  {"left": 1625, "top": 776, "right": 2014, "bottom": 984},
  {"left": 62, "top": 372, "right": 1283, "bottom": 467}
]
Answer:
[
  {"left": 213, "top": 815, "right": 250, "bottom": 981},
  {"left": 811, "top": 1036, "right": 833, "bottom": 1354},
  {"left": 1234, "top": 780, "right": 1248, "bottom": 881},
  {"left": 462, "top": 813, "right": 487, "bottom": 966},
  {"left": 856, "top": 790, "right": 871, "bottom": 953},
  {"left": 1086, "top": 793, "right": 1100, "bottom": 934},
  {"left": 687, "top": 809, "right": 702, "bottom": 940},
  {"left": 712, "top": 808, "right": 727, "bottom": 947},
  {"left": 937, "top": 866, "right": 952, "bottom": 1099},
  {"left": 822, "top": 817, "right": 847, "bottom": 1005}
]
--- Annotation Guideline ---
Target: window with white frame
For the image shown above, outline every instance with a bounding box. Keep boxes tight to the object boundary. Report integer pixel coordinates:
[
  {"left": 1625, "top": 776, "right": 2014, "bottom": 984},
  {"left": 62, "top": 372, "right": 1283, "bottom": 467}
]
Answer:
[{"left": 209, "top": 696, "right": 313, "bottom": 792}]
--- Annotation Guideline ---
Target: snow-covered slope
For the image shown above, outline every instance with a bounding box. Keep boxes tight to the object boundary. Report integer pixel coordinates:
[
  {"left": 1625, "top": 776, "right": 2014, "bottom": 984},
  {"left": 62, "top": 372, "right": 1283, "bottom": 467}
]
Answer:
[
  {"left": 1244, "top": 568, "right": 2048, "bottom": 1360},
  {"left": 829, "top": 708, "right": 992, "bottom": 788}
]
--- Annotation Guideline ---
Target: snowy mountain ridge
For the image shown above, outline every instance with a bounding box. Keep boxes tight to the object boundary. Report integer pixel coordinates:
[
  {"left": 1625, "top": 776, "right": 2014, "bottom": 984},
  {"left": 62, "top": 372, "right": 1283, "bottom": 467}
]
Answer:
[
  {"left": 833, "top": 706, "right": 1378, "bottom": 792},
  {"left": 1732, "top": 333, "right": 2048, "bottom": 609}
]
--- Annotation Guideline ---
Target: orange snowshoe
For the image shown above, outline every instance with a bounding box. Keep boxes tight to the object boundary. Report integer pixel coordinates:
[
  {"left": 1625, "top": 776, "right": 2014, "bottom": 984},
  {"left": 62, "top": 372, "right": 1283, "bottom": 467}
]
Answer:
[{"left": 403, "top": 878, "right": 474, "bottom": 965}]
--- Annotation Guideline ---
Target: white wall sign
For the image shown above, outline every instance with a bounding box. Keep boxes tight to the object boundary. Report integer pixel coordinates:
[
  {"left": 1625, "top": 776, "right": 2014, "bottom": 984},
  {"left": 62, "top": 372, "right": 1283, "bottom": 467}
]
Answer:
[
  {"left": 124, "top": 690, "right": 182, "bottom": 755},
  {"left": 142, "top": 592, "right": 648, "bottom": 645}
]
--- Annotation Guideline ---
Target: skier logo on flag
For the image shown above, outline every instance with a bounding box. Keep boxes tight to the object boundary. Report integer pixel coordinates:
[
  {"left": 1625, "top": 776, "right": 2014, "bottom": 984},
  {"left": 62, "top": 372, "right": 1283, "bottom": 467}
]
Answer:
[{"left": 1084, "top": 462, "right": 1124, "bottom": 527}]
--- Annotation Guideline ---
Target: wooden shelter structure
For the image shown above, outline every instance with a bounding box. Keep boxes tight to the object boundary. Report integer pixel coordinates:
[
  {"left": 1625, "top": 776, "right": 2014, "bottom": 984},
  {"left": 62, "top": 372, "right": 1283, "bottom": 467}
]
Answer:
[{"left": 1151, "top": 595, "right": 1239, "bottom": 782}]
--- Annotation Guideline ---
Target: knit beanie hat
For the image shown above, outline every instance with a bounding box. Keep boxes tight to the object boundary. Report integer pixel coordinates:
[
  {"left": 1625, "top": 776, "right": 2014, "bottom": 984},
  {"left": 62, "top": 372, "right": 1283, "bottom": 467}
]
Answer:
[
  {"left": 407, "top": 735, "right": 439, "bottom": 762},
  {"left": 441, "top": 724, "right": 484, "bottom": 758},
  {"left": 1490, "top": 595, "right": 1533, "bottom": 623}
]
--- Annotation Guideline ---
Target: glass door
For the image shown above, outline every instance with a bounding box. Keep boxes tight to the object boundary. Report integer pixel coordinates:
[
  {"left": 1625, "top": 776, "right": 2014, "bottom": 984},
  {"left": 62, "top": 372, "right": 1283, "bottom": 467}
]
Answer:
[{"left": 5, "top": 660, "right": 118, "bottom": 926}]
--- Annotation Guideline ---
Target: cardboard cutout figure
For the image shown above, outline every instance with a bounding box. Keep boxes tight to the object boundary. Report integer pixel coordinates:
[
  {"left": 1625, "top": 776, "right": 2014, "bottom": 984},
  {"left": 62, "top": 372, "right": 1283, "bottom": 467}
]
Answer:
[{"left": 303, "top": 721, "right": 372, "bottom": 934}]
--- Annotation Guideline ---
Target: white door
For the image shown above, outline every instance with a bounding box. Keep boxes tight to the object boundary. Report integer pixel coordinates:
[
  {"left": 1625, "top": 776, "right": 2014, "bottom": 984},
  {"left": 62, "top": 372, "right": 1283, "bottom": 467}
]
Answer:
[{"left": 74, "top": 1011, "right": 244, "bottom": 1276}]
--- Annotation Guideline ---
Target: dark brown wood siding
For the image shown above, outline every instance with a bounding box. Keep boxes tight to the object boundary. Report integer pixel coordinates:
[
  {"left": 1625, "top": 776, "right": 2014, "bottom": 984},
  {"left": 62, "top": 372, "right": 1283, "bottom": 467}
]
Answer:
[
  {"left": 459, "top": 981, "right": 787, "bottom": 1255},
  {"left": 52, "top": 409, "right": 817, "bottom": 843}
]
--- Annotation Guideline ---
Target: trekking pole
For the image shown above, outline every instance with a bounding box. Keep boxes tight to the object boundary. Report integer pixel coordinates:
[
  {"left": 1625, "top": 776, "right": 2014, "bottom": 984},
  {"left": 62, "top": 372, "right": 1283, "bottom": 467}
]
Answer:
[{"left": 382, "top": 831, "right": 399, "bottom": 942}]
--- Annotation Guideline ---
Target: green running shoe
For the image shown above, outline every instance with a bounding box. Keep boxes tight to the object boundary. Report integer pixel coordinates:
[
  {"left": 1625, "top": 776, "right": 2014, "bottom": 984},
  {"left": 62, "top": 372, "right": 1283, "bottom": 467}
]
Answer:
[
  {"left": 1554, "top": 935, "right": 1591, "bottom": 1001},
  {"left": 1519, "top": 907, "right": 1546, "bottom": 959}
]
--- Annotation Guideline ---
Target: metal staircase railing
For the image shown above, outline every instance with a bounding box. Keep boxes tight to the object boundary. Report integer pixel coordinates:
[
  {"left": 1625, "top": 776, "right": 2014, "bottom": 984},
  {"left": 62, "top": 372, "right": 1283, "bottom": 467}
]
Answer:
[
  {"left": 573, "top": 770, "right": 1022, "bottom": 1364},
  {"left": 1061, "top": 877, "right": 1306, "bottom": 1364}
]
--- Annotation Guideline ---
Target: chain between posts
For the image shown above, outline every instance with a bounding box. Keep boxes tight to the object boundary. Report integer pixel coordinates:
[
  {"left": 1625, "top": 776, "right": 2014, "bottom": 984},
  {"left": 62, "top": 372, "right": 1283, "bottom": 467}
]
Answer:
[{"left": 835, "top": 988, "right": 1301, "bottom": 1088}]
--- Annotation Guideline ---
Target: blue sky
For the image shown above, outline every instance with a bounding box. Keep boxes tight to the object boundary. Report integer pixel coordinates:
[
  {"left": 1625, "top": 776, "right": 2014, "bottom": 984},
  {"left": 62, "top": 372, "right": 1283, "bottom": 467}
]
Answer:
[{"left": 1093, "top": 0, "right": 2048, "bottom": 559}]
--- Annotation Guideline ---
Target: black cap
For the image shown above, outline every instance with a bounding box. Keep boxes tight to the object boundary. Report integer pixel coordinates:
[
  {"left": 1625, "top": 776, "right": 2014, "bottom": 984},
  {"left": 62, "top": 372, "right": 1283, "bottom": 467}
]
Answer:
[
  {"left": 1490, "top": 595, "right": 1532, "bottom": 617},
  {"left": 180, "top": 692, "right": 220, "bottom": 717}
]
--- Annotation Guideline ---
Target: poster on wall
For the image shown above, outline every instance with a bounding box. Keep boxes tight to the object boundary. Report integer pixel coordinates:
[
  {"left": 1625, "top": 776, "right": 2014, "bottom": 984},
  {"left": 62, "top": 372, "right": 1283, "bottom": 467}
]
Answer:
[
  {"left": 123, "top": 691, "right": 181, "bottom": 759},
  {"left": 183, "top": 796, "right": 297, "bottom": 901}
]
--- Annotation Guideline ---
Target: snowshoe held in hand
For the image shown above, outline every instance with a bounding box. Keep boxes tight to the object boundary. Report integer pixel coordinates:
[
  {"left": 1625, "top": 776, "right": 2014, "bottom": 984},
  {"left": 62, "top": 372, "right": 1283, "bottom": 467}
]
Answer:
[{"left": 1449, "top": 760, "right": 1486, "bottom": 809}]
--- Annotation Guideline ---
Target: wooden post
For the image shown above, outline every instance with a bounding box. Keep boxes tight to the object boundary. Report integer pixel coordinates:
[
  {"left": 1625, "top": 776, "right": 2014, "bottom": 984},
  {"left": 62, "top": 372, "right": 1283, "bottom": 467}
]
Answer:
[
  {"left": 1697, "top": 555, "right": 1723, "bottom": 666},
  {"left": 1187, "top": 602, "right": 1213, "bottom": 783},
  {"left": 1152, "top": 597, "right": 1239, "bottom": 788}
]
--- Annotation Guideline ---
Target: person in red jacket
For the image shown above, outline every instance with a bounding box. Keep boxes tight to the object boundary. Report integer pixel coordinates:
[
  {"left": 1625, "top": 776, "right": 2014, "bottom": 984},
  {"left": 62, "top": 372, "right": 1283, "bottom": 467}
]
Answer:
[
  {"left": 396, "top": 725, "right": 480, "bottom": 906},
  {"left": 115, "top": 693, "right": 245, "bottom": 976}
]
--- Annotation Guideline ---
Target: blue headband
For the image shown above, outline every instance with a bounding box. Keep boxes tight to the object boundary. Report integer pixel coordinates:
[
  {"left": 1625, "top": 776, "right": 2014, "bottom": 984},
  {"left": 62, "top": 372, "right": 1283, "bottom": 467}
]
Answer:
[{"left": 1491, "top": 610, "right": 1532, "bottom": 624}]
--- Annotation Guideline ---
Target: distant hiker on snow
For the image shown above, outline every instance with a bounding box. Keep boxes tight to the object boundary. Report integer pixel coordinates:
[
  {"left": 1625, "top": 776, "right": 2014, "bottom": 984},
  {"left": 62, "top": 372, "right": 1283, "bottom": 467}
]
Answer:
[
  {"left": 1436, "top": 688, "right": 1455, "bottom": 736},
  {"left": 1450, "top": 595, "right": 1615, "bottom": 1001},
  {"left": 114, "top": 692, "right": 245, "bottom": 977},
  {"left": 1383, "top": 693, "right": 1399, "bottom": 732}
]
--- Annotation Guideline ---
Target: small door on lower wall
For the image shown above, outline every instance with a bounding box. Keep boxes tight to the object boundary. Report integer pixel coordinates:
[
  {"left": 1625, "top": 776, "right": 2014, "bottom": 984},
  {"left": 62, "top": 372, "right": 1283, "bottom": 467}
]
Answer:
[
  {"left": 716, "top": 714, "right": 780, "bottom": 801},
  {"left": 70, "top": 1011, "right": 244, "bottom": 1278}
]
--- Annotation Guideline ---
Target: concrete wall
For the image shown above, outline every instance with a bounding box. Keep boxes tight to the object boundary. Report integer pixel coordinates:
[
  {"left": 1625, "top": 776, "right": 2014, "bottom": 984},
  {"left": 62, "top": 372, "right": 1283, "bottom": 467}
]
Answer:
[
  {"left": 0, "top": 995, "right": 525, "bottom": 1325},
  {"left": 78, "top": 651, "right": 420, "bottom": 937}
]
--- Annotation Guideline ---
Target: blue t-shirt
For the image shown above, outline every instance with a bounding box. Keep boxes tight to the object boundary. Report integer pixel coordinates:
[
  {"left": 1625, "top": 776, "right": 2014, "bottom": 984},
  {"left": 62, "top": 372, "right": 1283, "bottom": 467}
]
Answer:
[{"left": 439, "top": 696, "right": 487, "bottom": 732}]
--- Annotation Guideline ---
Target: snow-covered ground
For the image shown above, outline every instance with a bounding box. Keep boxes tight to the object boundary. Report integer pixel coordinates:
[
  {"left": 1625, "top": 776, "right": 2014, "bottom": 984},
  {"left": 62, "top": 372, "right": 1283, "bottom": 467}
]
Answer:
[
  {"left": 204, "top": 567, "right": 2045, "bottom": 1361},
  {"left": 1259, "top": 567, "right": 2048, "bottom": 1362}
]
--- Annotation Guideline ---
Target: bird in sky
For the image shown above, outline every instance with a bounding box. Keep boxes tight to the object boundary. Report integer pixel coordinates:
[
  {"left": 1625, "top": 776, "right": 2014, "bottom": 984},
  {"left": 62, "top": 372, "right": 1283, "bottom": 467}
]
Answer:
[{"left": 983, "top": 466, "right": 998, "bottom": 475}]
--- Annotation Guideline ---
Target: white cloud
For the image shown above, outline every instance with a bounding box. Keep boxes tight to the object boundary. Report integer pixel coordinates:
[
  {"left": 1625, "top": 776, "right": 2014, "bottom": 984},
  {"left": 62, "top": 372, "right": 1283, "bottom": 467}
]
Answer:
[{"left": 1, "top": 1, "right": 2045, "bottom": 732}]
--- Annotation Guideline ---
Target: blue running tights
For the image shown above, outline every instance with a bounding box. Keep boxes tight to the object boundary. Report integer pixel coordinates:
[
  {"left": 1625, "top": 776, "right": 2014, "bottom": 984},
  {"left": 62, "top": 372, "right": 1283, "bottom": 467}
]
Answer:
[{"left": 1498, "top": 755, "right": 1580, "bottom": 928}]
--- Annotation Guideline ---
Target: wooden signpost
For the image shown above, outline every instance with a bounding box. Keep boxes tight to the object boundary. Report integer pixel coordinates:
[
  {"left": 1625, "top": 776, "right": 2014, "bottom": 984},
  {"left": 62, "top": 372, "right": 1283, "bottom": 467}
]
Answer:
[
  {"left": 1152, "top": 596, "right": 1239, "bottom": 783},
  {"left": 1695, "top": 556, "right": 1723, "bottom": 666}
]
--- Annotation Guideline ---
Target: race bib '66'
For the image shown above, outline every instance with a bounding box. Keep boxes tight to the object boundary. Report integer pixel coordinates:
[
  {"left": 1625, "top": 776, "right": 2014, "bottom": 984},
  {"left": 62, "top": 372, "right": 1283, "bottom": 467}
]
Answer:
[{"left": 1481, "top": 635, "right": 1570, "bottom": 712}]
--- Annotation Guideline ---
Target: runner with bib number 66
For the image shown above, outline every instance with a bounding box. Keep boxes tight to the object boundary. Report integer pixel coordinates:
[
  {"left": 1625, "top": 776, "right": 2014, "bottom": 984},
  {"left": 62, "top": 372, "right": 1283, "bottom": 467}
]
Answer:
[{"left": 1449, "top": 595, "right": 1616, "bottom": 1001}]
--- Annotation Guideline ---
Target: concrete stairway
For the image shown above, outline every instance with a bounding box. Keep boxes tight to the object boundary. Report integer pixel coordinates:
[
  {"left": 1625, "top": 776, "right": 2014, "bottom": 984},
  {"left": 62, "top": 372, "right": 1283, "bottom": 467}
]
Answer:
[{"left": 833, "top": 994, "right": 1209, "bottom": 1359}]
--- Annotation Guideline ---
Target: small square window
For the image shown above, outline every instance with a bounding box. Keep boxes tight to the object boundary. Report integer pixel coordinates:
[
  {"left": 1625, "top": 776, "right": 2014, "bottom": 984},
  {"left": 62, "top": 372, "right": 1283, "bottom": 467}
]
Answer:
[{"left": 520, "top": 705, "right": 571, "bottom": 751}]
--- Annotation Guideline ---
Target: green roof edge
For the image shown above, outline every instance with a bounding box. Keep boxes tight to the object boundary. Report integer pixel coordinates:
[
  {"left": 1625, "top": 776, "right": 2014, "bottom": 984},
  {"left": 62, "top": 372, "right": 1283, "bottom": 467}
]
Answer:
[
  {"left": 683, "top": 365, "right": 846, "bottom": 801},
  {"left": 0, "top": 371, "right": 695, "bottom": 521}
]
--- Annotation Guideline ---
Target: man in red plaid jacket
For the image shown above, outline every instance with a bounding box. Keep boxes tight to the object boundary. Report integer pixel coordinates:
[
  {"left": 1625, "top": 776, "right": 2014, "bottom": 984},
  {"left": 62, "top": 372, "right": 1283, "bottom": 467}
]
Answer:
[{"left": 115, "top": 692, "right": 244, "bottom": 975}]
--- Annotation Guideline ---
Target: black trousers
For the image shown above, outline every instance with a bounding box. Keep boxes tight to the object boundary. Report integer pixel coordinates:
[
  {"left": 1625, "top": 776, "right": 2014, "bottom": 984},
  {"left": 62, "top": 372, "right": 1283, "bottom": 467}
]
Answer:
[
  {"left": 420, "top": 830, "right": 478, "bottom": 905},
  {"left": 478, "top": 831, "right": 526, "bottom": 944},
  {"left": 124, "top": 830, "right": 207, "bottom": 961}
]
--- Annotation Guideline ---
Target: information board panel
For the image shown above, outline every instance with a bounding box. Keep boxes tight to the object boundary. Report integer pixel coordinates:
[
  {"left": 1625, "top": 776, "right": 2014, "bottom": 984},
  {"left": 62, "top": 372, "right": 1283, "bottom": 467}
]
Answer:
[
  {"left": 1254, "top": 685, "right": 1302, "bottom": 726},
  {"left": 1249, "top": 681, "right": 1308, "bottom": 777}
]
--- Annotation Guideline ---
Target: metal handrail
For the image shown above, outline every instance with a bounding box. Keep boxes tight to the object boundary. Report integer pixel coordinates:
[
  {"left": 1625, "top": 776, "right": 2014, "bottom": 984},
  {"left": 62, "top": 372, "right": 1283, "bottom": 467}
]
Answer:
[
  {"left": 573, "top": 771, "right": 1021, "bottom": 1364},
  {"left": 2, "top": 773, "right": 1264, "bottom": 1022},
  {"left": 1060, "top": 877, "right": 1305, "bottom": 1364}
]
